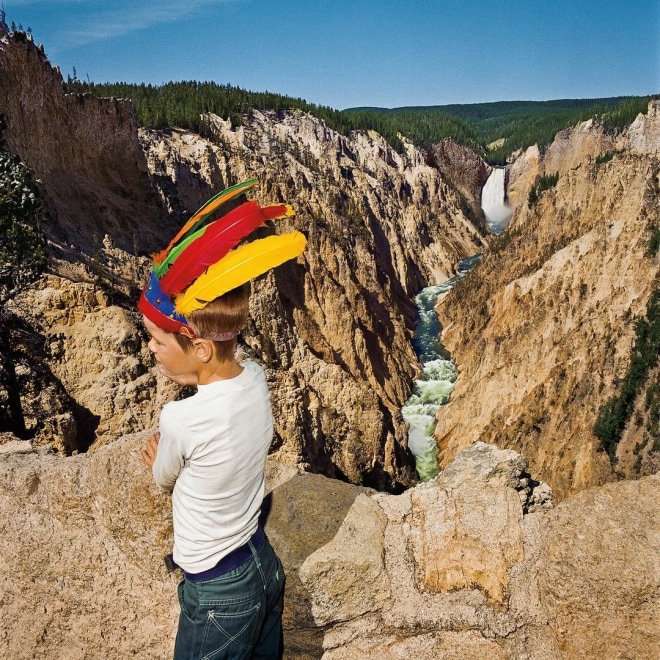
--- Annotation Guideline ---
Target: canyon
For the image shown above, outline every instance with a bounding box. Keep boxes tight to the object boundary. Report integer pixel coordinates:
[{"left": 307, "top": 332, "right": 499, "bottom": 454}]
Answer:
[
  {"left": 0, "top": 29, "right": 658, "bottom": 659},
  {"left": 0, "top": 30, "right": 489, "bottom": 490},
  {"left": 435, "top": 107, "right": 660, "bottom": 500}
]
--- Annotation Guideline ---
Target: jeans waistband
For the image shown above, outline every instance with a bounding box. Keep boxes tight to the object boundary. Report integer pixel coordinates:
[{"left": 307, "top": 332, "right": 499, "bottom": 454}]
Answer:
[{"left": 183, "top": 525, "right": 266, "bottom": 583}]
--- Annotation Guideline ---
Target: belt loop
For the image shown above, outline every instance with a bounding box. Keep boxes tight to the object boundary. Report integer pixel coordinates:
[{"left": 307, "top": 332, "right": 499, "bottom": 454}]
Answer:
[
  {"left": 249, "top": 536, "right": 266, "bottom": 588},
  {"left": 248, "top": 539, "right": 257, "bottom": 562}
]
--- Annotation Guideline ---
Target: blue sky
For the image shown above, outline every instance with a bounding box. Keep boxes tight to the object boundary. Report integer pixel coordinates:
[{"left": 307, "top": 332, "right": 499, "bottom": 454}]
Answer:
[{"left": 4, "top": 0, "right": 659, "bottom": 110}]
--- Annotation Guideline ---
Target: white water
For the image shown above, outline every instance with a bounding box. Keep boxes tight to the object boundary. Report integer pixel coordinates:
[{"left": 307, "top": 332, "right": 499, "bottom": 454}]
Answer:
[
  {"left": 403, "top": 172, "right": 508, "bottom": 480},
  {"left": 402, "top": 256, "right": 481, "bottom": 480},
  {"left": 481, "top": 167, "right": 513, "bottom": 230}
]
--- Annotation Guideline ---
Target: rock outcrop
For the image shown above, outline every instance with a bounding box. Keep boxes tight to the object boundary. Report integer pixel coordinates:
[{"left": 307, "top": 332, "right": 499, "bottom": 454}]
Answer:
[
  {"left": 0, "top": 31, "right": 179, "bottom": 451},
  {"left": 9, "top": 274, "right": 180, "bottom": 451},
  {"left": 507, "top": 102, "right": 660, "bottom": 209},
  {"left": 426, "top": 138, "right": 491, "bottom": 219},
  {"left": 300, "top": 445, "right": 658, "bottom": 659},
  {"left": 1, "top": 438, "right": 656, "bottom": 659},
  {"left": 0, "top": 32, "right": 171, "bottom": 257},
  {"left": 435, "top": 102, "right": 660, "bottom": 500}
]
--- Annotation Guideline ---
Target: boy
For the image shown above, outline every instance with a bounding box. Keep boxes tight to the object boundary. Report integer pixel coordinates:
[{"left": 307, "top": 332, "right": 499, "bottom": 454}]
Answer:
[{"left": 138, "top": 181, "right": 306, "bottom": 659}]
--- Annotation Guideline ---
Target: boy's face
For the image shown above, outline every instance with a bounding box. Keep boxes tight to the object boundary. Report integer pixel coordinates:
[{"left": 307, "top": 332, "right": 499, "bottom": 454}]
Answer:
[{"left": 143, "top": 316, "right": 200, "bottom": 387}]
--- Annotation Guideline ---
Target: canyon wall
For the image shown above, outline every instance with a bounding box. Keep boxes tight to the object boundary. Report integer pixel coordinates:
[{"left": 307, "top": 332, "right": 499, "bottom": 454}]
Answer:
[
  {"left": 0, "top": 31, "right": 180, "bottom": 452},
  {"left": 137, "top": 113, "right": 489, "bottom": 488},
  {"left": 426, "top": 138, "right": 491, "bottom": 219},
  {"left": 0, "top": 31, "right": 488, "bottom": 489},
  {"left": 0, "top": 33, "right": 170, "bottom": 258},
  {"left": 435, "top": 102, "right": 660, "bottom": 500}
]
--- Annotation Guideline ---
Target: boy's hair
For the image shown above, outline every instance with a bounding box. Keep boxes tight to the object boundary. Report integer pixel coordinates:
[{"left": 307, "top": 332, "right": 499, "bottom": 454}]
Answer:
[{"left": 174, "top": 284, "right": 249, "bottom": 362}]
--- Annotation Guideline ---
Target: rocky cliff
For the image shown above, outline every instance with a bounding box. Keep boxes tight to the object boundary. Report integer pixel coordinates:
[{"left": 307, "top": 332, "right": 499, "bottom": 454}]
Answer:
[
  {"left": 0, "top": 31, "right": 488, "bottom": 489},
  {"left": 426, "top": 138, "right": 491, "bottom": 218},
  {"left": 435, "top": 102, "right": 660, "bottom": 500},
  {"left": 0, "top": 33, "right": 170, "bottom": 258},
  {"left": 1, "top": 436, "right": 656, "bottom": 659},
  {"left": 0, "top": 30, "right": 180, "bottom": 452}
]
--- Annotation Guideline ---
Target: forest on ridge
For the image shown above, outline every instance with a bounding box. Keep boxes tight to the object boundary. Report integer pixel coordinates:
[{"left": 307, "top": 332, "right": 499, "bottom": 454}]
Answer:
[{"left": 66, "top": 76, "right": 654, "bottom": 165}]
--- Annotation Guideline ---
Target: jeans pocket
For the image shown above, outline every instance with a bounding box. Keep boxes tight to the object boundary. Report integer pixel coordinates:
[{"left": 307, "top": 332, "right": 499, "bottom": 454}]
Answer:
[
  {"left": 270, "top": 561, "right": 285, "bottom": 615},
  {"left": 202, "top": 600, "right": 263, "bottom": 660},
  {"left": 177, "top": 579, "right": 196, "bottom": 625}
]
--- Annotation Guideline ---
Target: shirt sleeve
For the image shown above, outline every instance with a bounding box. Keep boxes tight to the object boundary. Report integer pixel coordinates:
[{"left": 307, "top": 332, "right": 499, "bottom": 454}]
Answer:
[{"left": 152, "top": 403, "right": 187, "bottom": 492}]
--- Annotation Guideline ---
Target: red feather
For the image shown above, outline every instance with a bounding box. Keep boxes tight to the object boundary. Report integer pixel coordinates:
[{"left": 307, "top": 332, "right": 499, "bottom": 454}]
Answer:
[
  {"left": 159, "top": 201, "right": 293, "bottom": 294},
  {"left": 152, "top": 179, "right": 259, "bottom": 265}
]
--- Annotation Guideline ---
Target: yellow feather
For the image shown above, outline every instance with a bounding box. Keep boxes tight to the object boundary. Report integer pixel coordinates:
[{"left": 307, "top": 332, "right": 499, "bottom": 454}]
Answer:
[{"left": 175, "top": 231, "right": 307, "bottom": 315}]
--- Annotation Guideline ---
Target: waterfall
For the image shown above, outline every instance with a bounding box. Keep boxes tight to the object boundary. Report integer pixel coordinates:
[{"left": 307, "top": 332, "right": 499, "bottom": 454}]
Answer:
[{"left": 481, "top": 167, "right": 512, "bottom": 231}]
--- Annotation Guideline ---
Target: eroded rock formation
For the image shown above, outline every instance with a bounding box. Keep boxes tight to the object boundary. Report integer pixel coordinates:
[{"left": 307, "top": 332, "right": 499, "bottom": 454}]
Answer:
[
  {"left": 0, "top": 32, "right": 170, "bottom": 257},
  {"left": 435, "top": 102, "right": 660, "bottom": 500},
  {"left": 0, "top": 31, "right": 488, "bottom": 488},
  {"left": 426, "top": 138, "right": 491, "bottom": 219}
]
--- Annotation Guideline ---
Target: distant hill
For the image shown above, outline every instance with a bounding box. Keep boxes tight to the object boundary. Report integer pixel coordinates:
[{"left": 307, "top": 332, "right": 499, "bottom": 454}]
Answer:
[
  {"left": 346, "top": 98, "right": 630, "bottom": 119},
  {"left": 69, "top": 75, "right": 655, "bottom": 165},
  {"left": 344, "top": 96, "right": 656, "bottom": 164}
]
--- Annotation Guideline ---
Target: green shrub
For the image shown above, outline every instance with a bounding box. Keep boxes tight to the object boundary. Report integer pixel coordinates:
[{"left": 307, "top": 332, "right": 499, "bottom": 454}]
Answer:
[
  {"left": 0, "top": 148, "right": 47, "bottom": 305},
  {"left": 596, "top": 150, "right": 617, "bottom": 164},
  {"left": 538, "top": 172, "right": 560, "bottom": 192},
  {"left": 528, "top": 173, "right": 559, "bottom": 207},
  {"left": 594, "top": 287, "right": 660, "bottom": 463},
  {"left": 647, "top": 400, "right": 660, "bottom": 439},
  {"left": 645, "top": 382, "right": 660, "bottom": 409},
  {"left": 647, "top": 229, "right": 660, "bottom": 257}
]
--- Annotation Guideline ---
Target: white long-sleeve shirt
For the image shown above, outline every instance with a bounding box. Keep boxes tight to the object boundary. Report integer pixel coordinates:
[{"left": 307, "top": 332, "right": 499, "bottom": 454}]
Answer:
[{"left": 152, "top": 360, "right": 273, "bottom": 573}]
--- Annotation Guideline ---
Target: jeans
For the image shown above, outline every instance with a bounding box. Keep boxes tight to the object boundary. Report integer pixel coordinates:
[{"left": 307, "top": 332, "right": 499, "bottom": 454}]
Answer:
[{"left": 173, "top": 536, "right": 285, "bottom": 660}]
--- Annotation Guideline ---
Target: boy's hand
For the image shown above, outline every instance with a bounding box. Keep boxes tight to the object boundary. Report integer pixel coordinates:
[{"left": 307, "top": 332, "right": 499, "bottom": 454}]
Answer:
[{"left": 141, "top": 432, "right": 160, "bottom": 468}]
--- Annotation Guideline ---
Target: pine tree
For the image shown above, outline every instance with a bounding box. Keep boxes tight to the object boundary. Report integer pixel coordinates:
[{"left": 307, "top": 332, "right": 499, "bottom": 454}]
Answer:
[{"left": 0, "top": 148, "right": 47, "bottom": 438}]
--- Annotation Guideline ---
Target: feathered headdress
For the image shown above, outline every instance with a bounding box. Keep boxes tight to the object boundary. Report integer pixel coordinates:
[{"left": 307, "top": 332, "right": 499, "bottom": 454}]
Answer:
[{"left": 138, "top": 179, "right": 306, "bottom": 337}]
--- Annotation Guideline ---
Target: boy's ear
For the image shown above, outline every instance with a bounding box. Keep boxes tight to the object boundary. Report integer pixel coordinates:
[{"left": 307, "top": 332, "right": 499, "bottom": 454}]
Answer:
[{"left": 193, "top": 338, "right": 215, "bottom": 362}]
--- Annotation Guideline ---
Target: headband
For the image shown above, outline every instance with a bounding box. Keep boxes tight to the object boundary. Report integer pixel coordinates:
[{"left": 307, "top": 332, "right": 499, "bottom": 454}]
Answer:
[{"left": 138, "top": 179, "right": 307, "bottom": 338}]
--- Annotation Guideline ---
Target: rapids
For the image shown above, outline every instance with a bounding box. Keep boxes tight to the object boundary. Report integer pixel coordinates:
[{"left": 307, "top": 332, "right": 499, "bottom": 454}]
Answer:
[{"left": 402, "top": 255, "right": 481, "bottom": 480}]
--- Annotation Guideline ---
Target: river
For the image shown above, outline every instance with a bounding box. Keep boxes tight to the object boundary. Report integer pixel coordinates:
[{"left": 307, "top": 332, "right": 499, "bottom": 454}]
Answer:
[
  {"left": 403, "top": 167, "right": 510, "bottom": 480},
  {"left": 402, "top": 255, "right": 482, "bottom": 480}
]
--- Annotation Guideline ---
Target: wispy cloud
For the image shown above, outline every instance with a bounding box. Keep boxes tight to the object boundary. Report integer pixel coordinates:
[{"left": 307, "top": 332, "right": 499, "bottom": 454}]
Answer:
[
  {"left": 70, "top": 2, "right": 219, "bottom": 45},
  {"left": 11, "top": 1, "right": 243, "bottom": 50},
  {"left": 5, "top": 0, "right": 90, "bottom": 8}
]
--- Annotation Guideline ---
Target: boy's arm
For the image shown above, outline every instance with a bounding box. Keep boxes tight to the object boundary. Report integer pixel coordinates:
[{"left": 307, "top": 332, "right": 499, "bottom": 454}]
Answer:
[
  {"left": 142, "top": 408, "right": 185, "bottom": 492},
  {"left": 141, "top": 431, "right": 160, "bottom": 469}
]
